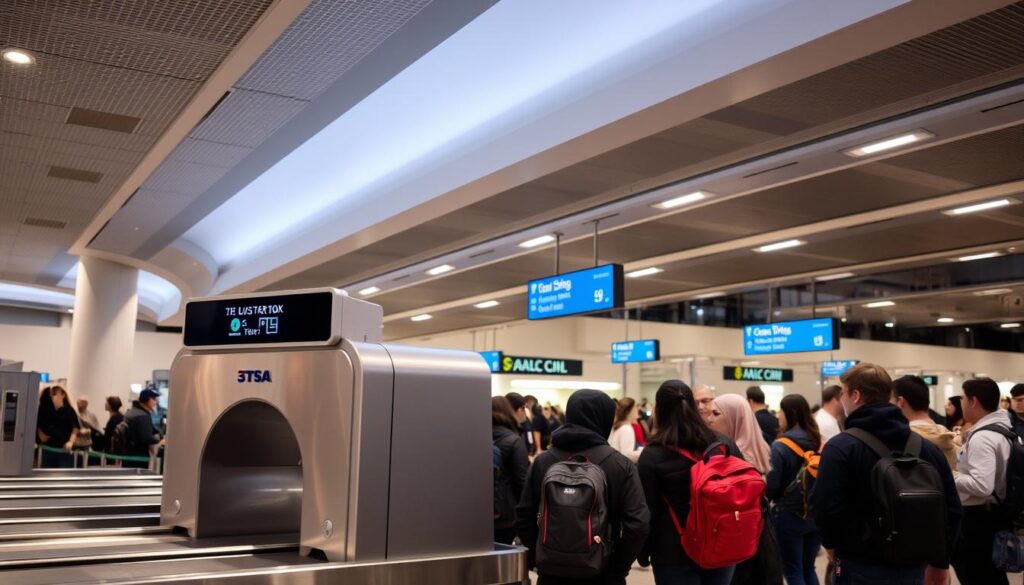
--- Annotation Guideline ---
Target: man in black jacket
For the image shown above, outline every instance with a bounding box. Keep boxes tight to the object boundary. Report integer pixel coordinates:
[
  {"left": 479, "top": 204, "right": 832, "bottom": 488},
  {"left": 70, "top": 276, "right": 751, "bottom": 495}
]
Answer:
[
  {"left": 516, "top": 389, "right": 649, "bottom": 585},
  {"left": 810, "top": 363, "right": 962, "bottom": 585},
  {"left": 123, "top": 388, "right": 163, "bottom": 469},
  {"left": 747, "top": 386, "right": 779, "bottom": 444}
]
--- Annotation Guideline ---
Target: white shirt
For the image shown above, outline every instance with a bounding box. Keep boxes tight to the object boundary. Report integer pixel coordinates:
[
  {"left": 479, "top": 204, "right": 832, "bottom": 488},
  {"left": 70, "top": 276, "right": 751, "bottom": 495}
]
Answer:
[
  {"left": 955, "top": 410, "right": 1013, "bottom": 506},
  {"left": 609, "top": 425, "right": 640, "bottom": 462},
  {"left": 815, "top": 409, "right": 841, "bottom": 443}
]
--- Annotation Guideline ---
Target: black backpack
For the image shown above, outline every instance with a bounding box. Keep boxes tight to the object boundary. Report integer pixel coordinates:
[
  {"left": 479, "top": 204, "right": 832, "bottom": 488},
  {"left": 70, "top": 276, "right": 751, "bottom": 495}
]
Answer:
[
  {"left": 974, "top": 424, "right": 1024, "bottom": 527},
  {"left": 493, "top": 442, "right": 515, "bottom": 524},
  {"left": 109, "top": 420, "right": 130, "bottom": 456},
  {"left": 535, "top": 445, "right": 614, "bottom": 578},
  {"left": 846, "top": 429, "right": 948, "bottom": 565}
]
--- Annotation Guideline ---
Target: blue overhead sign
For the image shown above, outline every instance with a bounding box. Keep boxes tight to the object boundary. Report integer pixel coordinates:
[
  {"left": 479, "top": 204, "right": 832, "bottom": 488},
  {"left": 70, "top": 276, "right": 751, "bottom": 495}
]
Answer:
[
  {"left": 743, "top": 318, "right": 839, "bottom": 355},
  {"left": 821, "top": 360, "right": 859, "bottom": 377},
  {"left": 479, "top": 351, "right": 503, "bottom": 373},
  {"left": 611, "top": 339, "right": 661, "bottom": 364},
  {"left": 527, "top": 264, "right": 624, "bottom": 320}
]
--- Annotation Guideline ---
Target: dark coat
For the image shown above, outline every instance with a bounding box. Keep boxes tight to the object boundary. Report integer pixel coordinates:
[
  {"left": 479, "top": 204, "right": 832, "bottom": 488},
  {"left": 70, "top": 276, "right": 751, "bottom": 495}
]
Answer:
[
  {"left": 1010, "top": 410, "right": 1024, "bottom": 439},
  {"left": 515, "top": 390, "right": 650, "bottom": 585},
  {"left": 809, "top": 402, "right": 962, "bottom": 569},
  {"left": 766, "top": 427, "right": 817, "bottom": 516},
  {"left": 493, "top": 425, "right": 529, "bottom": 526},
  {"left": 637, "top": 434, "right": 742, "bottom": 568},
  {"left": 124, "top": 402, "right": 160, "bottom": 457}
]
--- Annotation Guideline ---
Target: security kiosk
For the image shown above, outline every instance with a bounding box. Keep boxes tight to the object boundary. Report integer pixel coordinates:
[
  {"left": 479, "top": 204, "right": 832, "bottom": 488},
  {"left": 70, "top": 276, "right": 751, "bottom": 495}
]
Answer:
[
  {"left": 0, "top": 372, "right": 40, "bottom": 477},
  {"left": 163, "top": 288, "right": 496, "bottom": 561}
]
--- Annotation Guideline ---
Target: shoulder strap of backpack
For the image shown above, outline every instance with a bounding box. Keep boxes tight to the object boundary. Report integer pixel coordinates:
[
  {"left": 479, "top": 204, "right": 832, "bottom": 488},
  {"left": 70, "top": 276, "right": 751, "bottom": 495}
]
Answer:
[
  {"left": 548, "top": 444, "right": 617, "bottom": 466},
  {"left": 974, "top": 424, "right": 1018, "bottom": 443},
  {"left": 845, "top": 428, "right": 893, "bottom": 460},
  {"left": 777, "top": 437, "right": 806, "bottom": 458},
  {"left": 903, "top": 430, "right": 923, "bottom": 457}
]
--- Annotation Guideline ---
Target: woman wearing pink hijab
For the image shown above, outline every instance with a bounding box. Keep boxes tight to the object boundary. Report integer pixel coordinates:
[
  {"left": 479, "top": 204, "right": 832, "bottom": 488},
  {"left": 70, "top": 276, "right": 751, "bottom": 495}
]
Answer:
[
  {"left": 710, "top": 393, "right": 773, "bottom": 475},
  {"left": 709, "top": 393, "right": 781, "bottom": 584}
]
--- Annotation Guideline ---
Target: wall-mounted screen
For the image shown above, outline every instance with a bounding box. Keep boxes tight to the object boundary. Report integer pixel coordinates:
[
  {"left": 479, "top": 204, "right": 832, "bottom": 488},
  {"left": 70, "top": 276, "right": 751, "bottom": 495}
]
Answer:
[{"left": 527, "top": 264, "right": 624, "bottom": 320}]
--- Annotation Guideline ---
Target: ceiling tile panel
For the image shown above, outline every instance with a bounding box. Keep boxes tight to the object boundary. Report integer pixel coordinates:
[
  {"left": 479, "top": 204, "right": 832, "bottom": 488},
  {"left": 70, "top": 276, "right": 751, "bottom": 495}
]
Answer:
[{"left": 188, "top": 89, "right": 307, "bottom": 148}]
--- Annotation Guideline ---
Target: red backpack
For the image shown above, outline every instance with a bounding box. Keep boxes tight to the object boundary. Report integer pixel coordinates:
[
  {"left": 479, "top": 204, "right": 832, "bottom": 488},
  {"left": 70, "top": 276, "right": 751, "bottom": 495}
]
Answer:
[{"left": 665, "top": 443, "right": 765, "bottom": 569}]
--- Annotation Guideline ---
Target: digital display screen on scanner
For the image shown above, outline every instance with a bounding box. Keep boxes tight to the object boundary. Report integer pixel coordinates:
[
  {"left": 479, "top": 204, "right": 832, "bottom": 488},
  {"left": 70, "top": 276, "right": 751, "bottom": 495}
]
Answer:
[{"left": 184, "top": 292, "right": 333, "bottom": 346}]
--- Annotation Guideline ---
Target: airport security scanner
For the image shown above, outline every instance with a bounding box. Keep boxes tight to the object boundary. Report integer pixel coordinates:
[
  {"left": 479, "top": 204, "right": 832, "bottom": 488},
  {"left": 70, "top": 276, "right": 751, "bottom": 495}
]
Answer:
[
  {"left": 0, "top": 289, "right": 524, "bottom": 584},
  {"left": 0, "top": 372, "right": 39, "bottom": 477}
]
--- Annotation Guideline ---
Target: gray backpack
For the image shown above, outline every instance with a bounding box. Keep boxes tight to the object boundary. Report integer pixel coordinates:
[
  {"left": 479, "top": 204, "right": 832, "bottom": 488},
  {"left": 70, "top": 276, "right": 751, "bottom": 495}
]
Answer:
[{"left": 535, "top": 445, "right": 615, "bottom": 578}]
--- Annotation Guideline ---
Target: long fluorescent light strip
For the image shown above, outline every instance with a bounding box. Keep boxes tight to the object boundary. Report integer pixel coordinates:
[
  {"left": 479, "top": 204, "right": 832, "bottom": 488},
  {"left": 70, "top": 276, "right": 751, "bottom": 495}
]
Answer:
[
  {"left": 974, "top": 288, "right": 1013, "bottom": 296},
  {"left": 956, "top": 252, "right": 1002, "bottom": 262},
  {"left": 1001, "top": 323, "right": 1021, "bottom": 329},
  {"left": 358, "top": 286, "right": 380, "bottom": 296},
  {"left": 942, "top": 198, "right": 1013, "bottom": 216},
  {"left": 410, "top": 314, "right": 432, "bottom": 322},
  {"left": 843, "top": 130, "right": 934, "bottom": 157},
  {"left": 863, "top": 300, "right": 895, "bottom": 308},
  {"left": 426, "top": 264, "right": 454, "bottom": 276},
  {"left": 815, "top": 272, "right": 855, "bottom": 282},
  {"left": 626, "top": 267, "right": 662, "bottom": 278},
  {"left": 755, "top": 239, "right": 804, "bottom": 253},
  {"left": 653, "top": 191, "right": 708, "bottom": 210},
  {"left": 937, "top": 317, "right": 954, "bottom": 323},
  {"left": 474, "top": 300, "right": 500, "bottom": 309},
  {"left": 518, "top": 235, "right": 555, "bottom": 248}
]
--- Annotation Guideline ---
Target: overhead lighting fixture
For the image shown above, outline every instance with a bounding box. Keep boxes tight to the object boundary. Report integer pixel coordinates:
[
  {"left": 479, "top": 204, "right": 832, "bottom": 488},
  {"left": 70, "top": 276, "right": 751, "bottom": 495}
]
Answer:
[
  {"left": 693, "top": 291, "right": 727, "bottom": 299},
  {"left": 974, "top": 288, "right": 1013, "bottom": 296},
  {"left": 653, "top": 191, "right": 709, "bottom": 210},
  {"left": 884, "top": 322, "right": 895, "bottom": 328},
  {"left": 474, "top": 300, "right": 500, "bottom": 309},
  {"left": 410, "top": 314, "right": 433, "bottom": 322},
  {"left": 2, "top": 48, "right": 35, "bottom": 66},
  {"left": 955, "top": 251, "right": 1003, "bottom": 262},
  {"left": 358, "top": 286, "right": 380, "bottom": 296},
  {"left": 843, "top": 129, "right": 934, "bottom": 157},
  {"left": 626, "top": 267, "right": 662, "bottom": 278},
  {"left": 937, "top": 317, "right": 954, "bottom": 324},
  {"left": 1001, "top": 323, "right": 1021, "bottom": 329},
  {"left": 426, "top": 264, "right": 454, "bottom": 276},
  {"left": 815, "top": 272, "right": 855, "bottom": 282},
  {"left": 863, "top": 300, "right": 895, "bottom": 308},
  {"left": 67, "top": 308, "right": 74, "bottom": 314},
  {"left": 942, "top": 198, "right": 1015, "bottom": 216},
  {"left": 518, "top": 234, "right": 555, "bottom": 248},
  {"left": 755, "top": 240, "right": 805, "bottom": 253}
]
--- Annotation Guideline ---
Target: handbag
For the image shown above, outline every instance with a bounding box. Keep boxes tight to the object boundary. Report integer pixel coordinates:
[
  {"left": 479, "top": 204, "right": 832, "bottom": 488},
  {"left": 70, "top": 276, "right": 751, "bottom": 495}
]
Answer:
[
  {"left": 729, "top": 499, "right": 783, "bottom": 585},
  {"left": 993, "top": 530, "right": 1024, "bottom": 573}
]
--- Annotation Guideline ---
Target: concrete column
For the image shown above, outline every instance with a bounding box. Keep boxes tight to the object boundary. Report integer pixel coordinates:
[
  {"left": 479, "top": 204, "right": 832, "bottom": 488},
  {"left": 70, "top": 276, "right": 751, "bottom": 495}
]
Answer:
[{"left": 68, "top": 257, "right": 138, "bottom": 403}]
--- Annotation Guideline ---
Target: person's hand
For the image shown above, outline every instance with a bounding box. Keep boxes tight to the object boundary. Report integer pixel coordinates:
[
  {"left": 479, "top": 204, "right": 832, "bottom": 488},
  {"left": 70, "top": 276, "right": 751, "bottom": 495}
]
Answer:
[
  {"left": 63, "top": 441, "right": 74, "bottom": 453},
  {"left": 159, "top": 438, "right": 166, "bottom": 446},
  {"left": 924, "top": 567, "right": 949, "bottom": 585}
]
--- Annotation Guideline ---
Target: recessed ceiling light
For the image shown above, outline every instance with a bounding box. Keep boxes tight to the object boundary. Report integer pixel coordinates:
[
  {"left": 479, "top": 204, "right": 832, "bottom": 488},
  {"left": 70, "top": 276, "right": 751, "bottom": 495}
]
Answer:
[
  {"left": 864, "top": 300, "right": 895, "bottom": 308},
  {"left": 653, "top": 191, "right": 709, "bottom": 210},
  {"left": 815, "top": 272, "right": 855, "bottom": 282},
  {"left": 955, "top": 251, "right": 1003, "bottom": 262},
  {"left": 755, "top": 240, "right": 805, "bottom": 253},
  {"left": 626, "top": 267, "right": 662, "bottom": 278},
  {"left": 2, "top": 48, "right": 35, "bottom": 66},
  {"left": 67, "top": 308, "right": 74, "bottom": 314},
  {"left": 474, "top": 300, "right": 500, "bottom": 309},
  {"left": 518, "top": 235, "right": 555, "bottom": 248},
  {"left": 426, "top": 264, "right": 454, "bottom": 276},
  {"left": 410, "top": 314, "right": 433, "bottom": 322},
  {"left": 884, "top": 322, "right": 895, "bottom": 328},
  {"left": 937, "top": 317, "right": 954, "bottom": 324},
  {"left": 358, "top": 286, "right": 380, "bottom": 296},
  {"left": 843, "top": 129, "right": 934, "bottom": 157},
  {"left": 1001, "top": 322, "right": 1021, "bottom": 329},
  {"left": 942, "top": 198, "right": 1015, "bottom": 216},
  {"left": 974, "top": 288, "right": 1013, "bottom": 296}
]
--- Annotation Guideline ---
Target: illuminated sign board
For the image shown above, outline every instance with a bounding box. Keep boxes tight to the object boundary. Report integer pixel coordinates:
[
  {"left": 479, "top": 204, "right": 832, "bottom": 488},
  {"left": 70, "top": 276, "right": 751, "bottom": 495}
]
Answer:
[
  {"left": 922, "top": 375, "right": 939, "bottom": 386},
  {"left": 743, "top": 318, "right": 839, "bottom": 355},
  {"left": 184, "top": 292, "right": 333, "bottom": 347},
  {"left": 611, "top": 339, "right": 661, "bottom": 364},
  {"left": 724, "top": 366, "right": 794, "bottom": 383},
  {"left": 527, "top": 264, "right": 624, "bottom": 320},
  {"left": 497, "top": 355, "right": 583, "bottom": 376},
  {"left": 479, "top": 351, "right": 503, "bottom": 373},
  {"left": 821, "top": 360, "right": 859, "bottom": 377}
]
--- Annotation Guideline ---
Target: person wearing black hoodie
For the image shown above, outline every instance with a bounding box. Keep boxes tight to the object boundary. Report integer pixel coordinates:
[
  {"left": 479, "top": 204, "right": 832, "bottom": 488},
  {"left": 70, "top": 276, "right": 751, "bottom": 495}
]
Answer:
[
  {"left": 492, "top": 396, "right": 530, "bottom": 545},
  {"left": 515, "top": 389, "right": 650, "bottom": 585},
  {"left": 810, "top": 363, "right": 962, "bottom": 585}
]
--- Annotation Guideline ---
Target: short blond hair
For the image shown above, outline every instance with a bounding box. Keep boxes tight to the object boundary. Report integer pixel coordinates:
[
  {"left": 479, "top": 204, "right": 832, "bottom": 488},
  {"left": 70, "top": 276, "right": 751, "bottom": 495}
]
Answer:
[{"left": 840, "top": 363, "right": 893, "bottom": 404}]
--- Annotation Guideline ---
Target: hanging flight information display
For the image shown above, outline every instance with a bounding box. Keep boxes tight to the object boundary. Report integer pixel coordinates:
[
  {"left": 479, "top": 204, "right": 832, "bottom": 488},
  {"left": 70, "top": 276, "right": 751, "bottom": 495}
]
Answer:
[
  {"left": 743, "top": 318, "right": 839, "bottom": 355},
  {"left": 611, "top": 340, "right": 661, "bottom": 364},
  {"left": 184, "top": 291, "right": 334, "bottom": 347},
  {"left": 527, "top": 264, "right": 624, "bottom": 320},
  {"left": 821, "top": 360, "right": 859, "bottom": 377},
  {"left": 479, "top": 351, "right": 503, "bottom": 373}
]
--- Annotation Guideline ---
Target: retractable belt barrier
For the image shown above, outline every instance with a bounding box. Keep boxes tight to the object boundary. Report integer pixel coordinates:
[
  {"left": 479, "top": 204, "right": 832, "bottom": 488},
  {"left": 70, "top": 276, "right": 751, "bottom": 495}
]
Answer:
[{"left": 35, "top": 444, "right": 162, "bottom": 472}]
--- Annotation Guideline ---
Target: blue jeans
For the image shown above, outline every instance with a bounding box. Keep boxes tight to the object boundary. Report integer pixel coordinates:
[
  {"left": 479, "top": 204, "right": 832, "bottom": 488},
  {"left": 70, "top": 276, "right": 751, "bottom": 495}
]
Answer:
[
  {"left": 774, "top": 509, "right": 821, "bottom": 585},
  {"left": 653, "top": 563, "right": 735, "bottom": 585},
  {"left": 834, "top": 558, "right": 924, "bottom": 585}
]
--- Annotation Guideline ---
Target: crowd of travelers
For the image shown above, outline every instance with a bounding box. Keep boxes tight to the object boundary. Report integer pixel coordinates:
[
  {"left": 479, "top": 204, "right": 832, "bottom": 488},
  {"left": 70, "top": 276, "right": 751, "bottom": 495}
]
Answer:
[
  {"left": 35, "top": 385, "right": 165, "bottom": 468},
  {"left": 492, "top": 366, "right": 1024, "bottom": 585}
]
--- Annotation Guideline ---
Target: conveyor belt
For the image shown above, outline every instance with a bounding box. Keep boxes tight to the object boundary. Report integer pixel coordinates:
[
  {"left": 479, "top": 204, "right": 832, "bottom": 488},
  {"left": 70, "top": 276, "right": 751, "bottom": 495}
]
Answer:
[
  {"left": 0, "top": 531, "right": 299, "bottom": 569},
  {"left": 0, "top": 480, "right": 162, "bottom": 491},
  {"left": 0, "top": 488, "right": 162, "bottom": 499},
  {"left": 0, "top": 495, "right": 160, "bottom": 519},
  {"left": 0, "top": 513, "right": 161, "bottom": 540}
]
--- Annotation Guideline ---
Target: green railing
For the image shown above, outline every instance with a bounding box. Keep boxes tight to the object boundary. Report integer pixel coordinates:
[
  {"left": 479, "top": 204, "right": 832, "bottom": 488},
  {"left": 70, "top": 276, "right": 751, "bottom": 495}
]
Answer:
[{"left": 36, "top": 443, "right": 161, "bottom": 472}]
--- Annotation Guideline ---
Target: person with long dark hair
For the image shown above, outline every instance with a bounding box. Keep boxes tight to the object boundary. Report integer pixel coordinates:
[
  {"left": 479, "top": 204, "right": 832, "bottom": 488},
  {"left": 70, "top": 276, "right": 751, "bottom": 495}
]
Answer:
[
  {"left": 491, "top": 396, "right": 529, "bottom": 545},
  {"left": 945, "top": 396, "right": 965, "bottom": 430},
  {"left": 36, "top": 386, "right": 80, "bottom": 468},
  {"left": 637, "top": 380, "right": 742, "bottom": 584},
  {"left": 767, "top": 395, "right": 822, "bottom": 585}
]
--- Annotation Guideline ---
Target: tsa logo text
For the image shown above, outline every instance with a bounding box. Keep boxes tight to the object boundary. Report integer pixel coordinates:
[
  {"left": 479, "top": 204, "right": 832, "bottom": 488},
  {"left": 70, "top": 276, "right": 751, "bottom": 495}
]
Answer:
[{"left": 237, "top": 370, "right": 272, "bottom": 383}]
